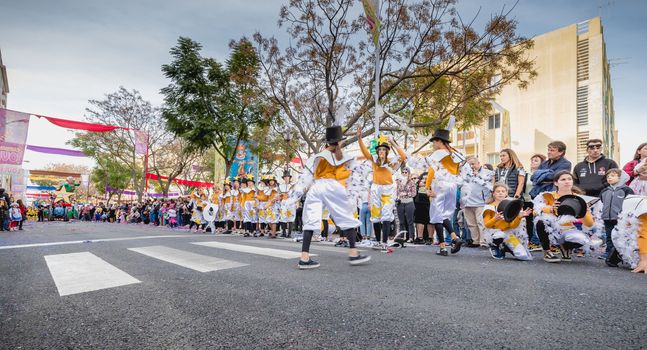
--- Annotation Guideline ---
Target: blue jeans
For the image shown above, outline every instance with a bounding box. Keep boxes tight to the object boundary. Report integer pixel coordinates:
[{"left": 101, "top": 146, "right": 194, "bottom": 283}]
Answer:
[{"left": 359, "top": 203, "right": 372, "bottom": 239}]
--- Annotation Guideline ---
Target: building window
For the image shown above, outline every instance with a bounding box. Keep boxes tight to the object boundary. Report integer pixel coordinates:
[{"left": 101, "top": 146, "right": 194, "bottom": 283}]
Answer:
[
  {"left": 487, "top": 153, "right": 499, "bottom": 166},
  {"left": 488, "top": 114, "right": 501, "bottom": 130}
]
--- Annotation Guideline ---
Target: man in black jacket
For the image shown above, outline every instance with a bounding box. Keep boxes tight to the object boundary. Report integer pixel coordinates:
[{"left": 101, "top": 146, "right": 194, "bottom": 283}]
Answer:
[{"left": 573, "top": 139, "right": 619, "bottom": 197}]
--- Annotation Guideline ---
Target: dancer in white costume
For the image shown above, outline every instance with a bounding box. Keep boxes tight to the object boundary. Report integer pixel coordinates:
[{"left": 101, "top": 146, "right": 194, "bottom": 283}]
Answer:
[
  {"left": 290, "top": 125, "right": 371, "bottom": 269},
  {"left": 609, "top": 195, "right": 647, "bottom": 274},
  {"left": 240, "top": 174, "right": 258, "bottom": 237},
  {"left": 533, "top": 170, "right": 599, "bottom": 263},
  {"left": 483, "top": 183, "right": 533, "bottom": 260},
  {"left": 264, "top": 175, "right": 280, "bottom": 238},
  {"left": 279, "top": 170, "right": 296, "bottom": 238},
  {"left": 409, "top": 125, "right": 465, "bottom": 256},
  {"left": 256, "top": 175, "right": 270, "bottom": 237},
  {"left": 357, "top": 129, "right": 406, "bottom": 249}
]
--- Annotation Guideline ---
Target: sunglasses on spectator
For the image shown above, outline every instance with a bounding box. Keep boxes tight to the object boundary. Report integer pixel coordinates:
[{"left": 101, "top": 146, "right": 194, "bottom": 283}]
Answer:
[{"left": 587, "top": 144, "right": 602, "bottom": 149}]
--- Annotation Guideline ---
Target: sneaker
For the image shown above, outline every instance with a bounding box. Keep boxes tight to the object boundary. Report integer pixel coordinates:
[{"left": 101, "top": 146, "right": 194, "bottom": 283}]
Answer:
[
  {"left": 372, "top": 243, "right": 387, "bottom": 251},
  {"left": 298, "top": 259, "right": 320, "bottom": 270},
  {"left": 450, "top": 238, "right": 464, "bottom": 254},
  {"left": 436, "top": 248, "right": 448, "bottom": 256},
  {"left": 334, "top": 239, "right": 344, "bottom": 247},
  {"left": 489, "top": 245, "right": 505, "bottom": 260},
  {"left": 413, "top": 238, "right": 425, "bottom": 245},
  {"left": 543, "top": 251, "right": 561, "bottom": 263},
  {"left": 349, "top": 254, "right": 371, "bottom": 265},
  {"left": 528, "top": 243, "right": 542, "bottom": 252}
]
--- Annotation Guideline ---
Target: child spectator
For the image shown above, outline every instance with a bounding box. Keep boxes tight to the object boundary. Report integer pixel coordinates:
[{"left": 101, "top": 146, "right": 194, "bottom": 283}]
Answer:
[
  {"left": 9, "top": 203, "right": 22, "bottom": 231},
  {"left": 629, "top": 163, "right": 647, "bottom": 195},
  {"left": 600, "top": 168, "right": 634, "bottom": 265}
]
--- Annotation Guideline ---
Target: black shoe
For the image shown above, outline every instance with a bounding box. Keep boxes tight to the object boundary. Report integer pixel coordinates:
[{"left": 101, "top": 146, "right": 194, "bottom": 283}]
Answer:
[
  {"left": 349, "top": 254, "right": 371, "bottom": 266},
  {"left": 450, "top": 239, "right": 464, "bottom": 254},
  {"left": 259, "top": 233, "right": 264, "bottom": 237},
  {"left": 436, "top": 248, "right": 448, "bottom": 256},
  {"left": 606, "top": 248, "right": 622, "bottom": 267},
  {"left": 413, "top": 238, "right": 424, "bottom": 245},
  {"left": 559, "top": 247, "right": 572, "bottom": 262},
  {"left": 298, "top": 259, "right": 320, "bottom": 270}
]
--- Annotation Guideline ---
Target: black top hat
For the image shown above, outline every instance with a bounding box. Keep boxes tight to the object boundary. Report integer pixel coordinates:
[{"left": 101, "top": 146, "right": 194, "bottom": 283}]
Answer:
[
  {"left": 375, "top": 134, "right": 391, "bottom": 150},
  {"left": 282, "top": 170, "right": 292, "bottom": 178},
  {"left": 325, "top": 126, "right": 346, "bottom": 144},
  {"left": 557, "top": 194, "right": 587, "bottom": 218},
  {"left": 497, "top": 198, "right": 523, "bottom": 222},
  {"left": 429, "top": 129, "right": 451, "bottom": 143}
]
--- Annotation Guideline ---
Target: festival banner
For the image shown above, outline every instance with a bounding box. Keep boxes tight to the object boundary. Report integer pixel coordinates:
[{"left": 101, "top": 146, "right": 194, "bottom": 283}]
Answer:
[
  {"left": 0, "top": 109, "right": 31, "bottom": 165},
  {"left": 26, "top": 145, "right": 87, "bottom": 157},
  {"left": 134, "top": 130, "right": 148, "bottom": 155},
  {"left": 362, "top": 0, "right": 381, "bottom": 46}
]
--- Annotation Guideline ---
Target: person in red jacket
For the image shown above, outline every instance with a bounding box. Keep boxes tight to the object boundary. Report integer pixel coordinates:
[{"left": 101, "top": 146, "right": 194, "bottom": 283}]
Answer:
[
  {"left": 623, "top": 142, "right": 647, "bottom": 185},
  {"left": 17, "top": 199, "right": 27, "bottom": 231}
]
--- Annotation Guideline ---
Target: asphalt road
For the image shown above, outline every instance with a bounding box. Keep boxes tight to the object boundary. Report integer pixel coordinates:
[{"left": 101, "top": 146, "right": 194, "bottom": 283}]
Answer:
[{"left": 1, "top": 221, "right": 645, "bottom": 349}]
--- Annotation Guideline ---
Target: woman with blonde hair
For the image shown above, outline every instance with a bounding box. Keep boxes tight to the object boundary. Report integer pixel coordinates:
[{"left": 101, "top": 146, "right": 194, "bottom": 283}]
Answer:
[
  {"left": 494, "top": 148, "right": 527, "bottom": 199},
  {"left": 482, "top": 183, "right": 532, "bottom": 260}
]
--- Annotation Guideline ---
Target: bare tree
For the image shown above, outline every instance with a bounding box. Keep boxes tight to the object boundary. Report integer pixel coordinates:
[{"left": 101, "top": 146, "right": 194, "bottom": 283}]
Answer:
[{"left": 254, "top": 0, "right": 536, "bottom": 154}]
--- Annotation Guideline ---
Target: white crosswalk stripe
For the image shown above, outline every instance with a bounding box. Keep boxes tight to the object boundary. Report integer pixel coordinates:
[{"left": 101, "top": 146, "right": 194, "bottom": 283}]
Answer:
[
  {"left": 44, "top": 252, "right": 140, "bottom": 297},
  {"left": 192, "top": 241, "right": 314, "bottom": 259},
  {"left": 128, "top": 246, "right": 247, "bottom": 272}
]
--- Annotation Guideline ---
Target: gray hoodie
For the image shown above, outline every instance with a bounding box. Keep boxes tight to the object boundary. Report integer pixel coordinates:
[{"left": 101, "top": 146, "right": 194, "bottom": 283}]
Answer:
[{"left": 599, "top": 184, "right": 634, "bottom": 220}]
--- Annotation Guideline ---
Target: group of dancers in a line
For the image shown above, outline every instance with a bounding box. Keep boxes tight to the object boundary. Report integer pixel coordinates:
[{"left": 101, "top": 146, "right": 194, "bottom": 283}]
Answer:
[{"left": 187, "top": 123, "right": 647, "bottom": 273}]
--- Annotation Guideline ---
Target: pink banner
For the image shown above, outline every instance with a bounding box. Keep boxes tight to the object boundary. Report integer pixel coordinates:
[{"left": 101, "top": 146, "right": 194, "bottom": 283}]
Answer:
[
  {"left": 134, "top": 130, "right": 148, "bottom": 155},
  {"left": 0, "top": 109, "right": 31, "bottom": 165}
]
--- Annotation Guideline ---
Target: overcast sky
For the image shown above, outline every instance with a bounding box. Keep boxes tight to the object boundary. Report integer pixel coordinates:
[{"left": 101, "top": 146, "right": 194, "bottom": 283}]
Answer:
[{"left": 1, "top": 0, "right": 645, "bottom": 170}]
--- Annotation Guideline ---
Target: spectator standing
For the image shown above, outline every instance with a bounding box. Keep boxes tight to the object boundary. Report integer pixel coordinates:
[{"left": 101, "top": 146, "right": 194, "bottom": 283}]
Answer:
[
  {"left": 494, "top": 148, "right": 527, "bottom": 199},
  {"left": 573, "top": 139, "right": 619, "bottom": 197},
  {"left": 623, "top": 142, "right": 647, "bottom": 185},
  {"left": 530, "top": 141, "right": 572, "bottom": 198},
  {"left": 396, "top": 168, "right": 417, "bottom": 242},
  {"left": 460, "top": 157, "right": 493, "bottom": 247},
  {"left": 17, "top": 199, "right": 27, "bottom": 230}
]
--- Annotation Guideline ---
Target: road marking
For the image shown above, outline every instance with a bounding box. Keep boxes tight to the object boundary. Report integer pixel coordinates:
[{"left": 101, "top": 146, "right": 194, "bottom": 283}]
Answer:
[
  {"left": 44, "top": 252, "right": 140, "bottom": 297},
  {"left": 0, "top": 235, "right": 196, "bottom": 250},
  {"left": 192, "top": 241, "right": 313, "bottom": 259},
  {"left": 244, "top": 240, "right": 363, "bottom": 253},
  {"left": 128, "top": 246, "right": 247, "bottom": 272}
]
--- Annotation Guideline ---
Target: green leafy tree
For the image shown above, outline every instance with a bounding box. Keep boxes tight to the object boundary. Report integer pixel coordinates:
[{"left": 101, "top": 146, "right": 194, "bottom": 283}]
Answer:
[
  {"left": 161, "top": 37, "right": 271, "bottom": 176},
  {"left": 91, "top": 159, "right": 132, "bottom": 204}
]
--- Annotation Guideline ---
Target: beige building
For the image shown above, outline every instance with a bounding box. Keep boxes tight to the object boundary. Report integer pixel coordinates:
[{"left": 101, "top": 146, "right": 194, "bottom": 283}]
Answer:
[
  {"left": 452, "top": 17, "right": 618, "bottom": 168},
  {"left": 0, "top": 49, "right": 8, "bottom": 108}
]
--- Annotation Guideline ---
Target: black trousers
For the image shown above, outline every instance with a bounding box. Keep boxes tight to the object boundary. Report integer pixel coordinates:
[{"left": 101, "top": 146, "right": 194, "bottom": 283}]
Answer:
[{"left": 397, "top": 202, "right": 415, "bottom": 240}]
